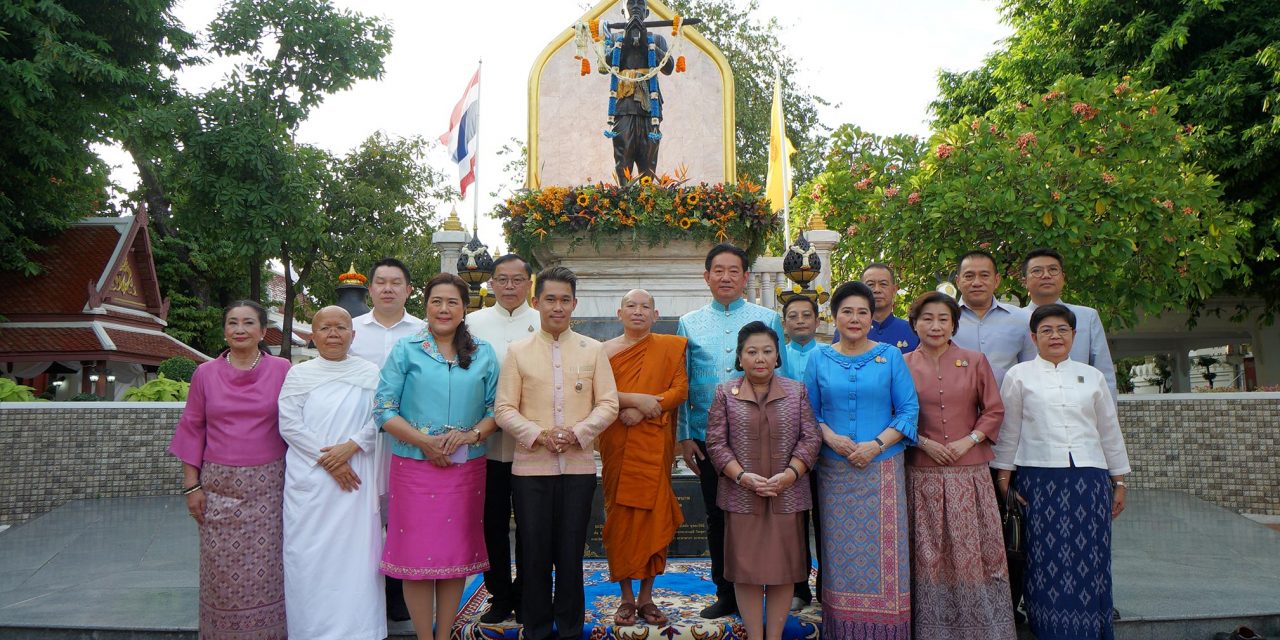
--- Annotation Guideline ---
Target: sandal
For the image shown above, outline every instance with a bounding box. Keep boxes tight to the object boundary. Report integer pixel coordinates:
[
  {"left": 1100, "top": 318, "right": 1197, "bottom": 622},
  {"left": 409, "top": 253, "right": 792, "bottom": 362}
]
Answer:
[
  {"left": 614, "top": 602, "right": 638, "bottom": 626},
  {"left": 638, "top": 602, "right": 669, "bottom": 626}
]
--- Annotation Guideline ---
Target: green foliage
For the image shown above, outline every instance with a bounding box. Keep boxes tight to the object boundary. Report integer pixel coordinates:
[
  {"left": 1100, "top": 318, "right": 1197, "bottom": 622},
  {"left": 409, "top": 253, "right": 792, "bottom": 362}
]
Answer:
[
  {"left": 158, "top": 356, "right": 198, "bottom": 383},
  {"left": 70, "top": 392, "right": 105, "bottom": 402},
  {"left": 123, "top": 374, "right": 189, "bottom": 401},
  {"left": 798, "top": 76, "right": 1249, "bottom": 329},
  {"left": 498, "top": 177, "right": 778, "bottom": 268},
  {"left": 0, "top": 0, "right": 191, "bottom": 274},
  {"left": 931, "top": 0, "right": 1280, "bottom": 314},
  {"left": 0, "top": 378, "right": 41, "bottom": 402},
  {"left": 665, "top": 0, "right": 829, "bottom": 188}
]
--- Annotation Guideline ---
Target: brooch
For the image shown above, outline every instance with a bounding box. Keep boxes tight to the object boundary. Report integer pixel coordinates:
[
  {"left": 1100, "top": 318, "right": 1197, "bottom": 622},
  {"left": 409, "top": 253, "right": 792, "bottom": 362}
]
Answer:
[
  {"left": 897, "top": 340, "right": 908, "bottom": 348},
  {"left": 731, "top": 386, "right": 740, "bottom": 396},
  {"left": 575, "top": 380, "right": 584, "bottom": 391},
  {"left": 1077, "top": 375, "right": 1085, "bottom": 383},
  {"left": 955, "top": 359, "right": 969, "bottom": 367},
  {"left": 875, "top": 356, "right": 887, "bottom": 364},
  {"left": 527, "top": 325, "right": 535, "bottom": 332}
]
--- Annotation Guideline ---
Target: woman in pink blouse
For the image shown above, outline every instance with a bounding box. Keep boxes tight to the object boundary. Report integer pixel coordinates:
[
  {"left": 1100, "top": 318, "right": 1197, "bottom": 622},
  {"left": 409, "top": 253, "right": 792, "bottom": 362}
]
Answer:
[
  {"left": 169, "top": 300, "right": 291, "bottom": 640},
  {"left": 903, "top": 292, "right": 1015, "bottom": 639}
]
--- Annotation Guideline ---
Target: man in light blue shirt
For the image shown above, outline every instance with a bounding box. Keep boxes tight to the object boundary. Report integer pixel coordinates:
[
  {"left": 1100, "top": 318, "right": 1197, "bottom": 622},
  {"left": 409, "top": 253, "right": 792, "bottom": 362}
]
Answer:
[
  {"left": 780, "top": 296, "right": 820, "bottom": 382},
  {"left": 1021, "top": 247, "right": 1119, "bottom": 403},
  {"left": 952, "top": 250, "right": 1036, "bottom": 386},
  {"left": 677, "top": 243, "right": 785, "bottom": 619}
]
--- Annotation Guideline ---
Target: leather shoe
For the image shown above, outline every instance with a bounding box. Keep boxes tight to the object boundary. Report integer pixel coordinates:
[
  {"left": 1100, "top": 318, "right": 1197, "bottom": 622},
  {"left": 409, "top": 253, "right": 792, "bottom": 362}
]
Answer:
[
  {"left": 1213, "top": 627, "right": 1265, "bottom": 640},
  {"left": 479, "top": 605, "right": 512, "bottom": 624},
  {"left": 700, "top": 597, "right": 738, "bottom": 619}
]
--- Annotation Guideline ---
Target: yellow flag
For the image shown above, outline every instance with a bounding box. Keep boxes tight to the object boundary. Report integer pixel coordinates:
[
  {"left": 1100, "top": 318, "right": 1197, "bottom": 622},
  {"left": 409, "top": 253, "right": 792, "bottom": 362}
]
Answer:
[{"left": 766, "top": 76, "right": 796, "bottom": 214}]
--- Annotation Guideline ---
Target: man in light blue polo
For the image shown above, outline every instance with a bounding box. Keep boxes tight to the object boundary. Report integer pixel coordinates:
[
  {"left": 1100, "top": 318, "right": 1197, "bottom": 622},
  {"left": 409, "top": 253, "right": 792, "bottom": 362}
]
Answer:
[
  {"left": 677, "top": 243, "right": 786, "bottom": 620},
  {"left": 952, "top": 250, "right": 1036, "bottom": 385},
  {"left": 1021, "top": 247, "right": 1119, "bottom": 403}
]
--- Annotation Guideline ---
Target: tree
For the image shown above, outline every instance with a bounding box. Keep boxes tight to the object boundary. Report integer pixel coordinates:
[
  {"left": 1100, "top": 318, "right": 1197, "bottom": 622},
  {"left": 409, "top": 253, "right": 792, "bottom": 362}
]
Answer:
[
  {"left": 0, "top": 0, "right": 190, "bottom": 275},
  {"left": 299, "top": 133, "right": 455, "bottom": 324},
  {"left": 797, "top": 75, "right": 1249, "bottom": 328},
  {"left": 666, "top": 0, "right": 829, "bottom": 190},
  {"left": 930, "top": 0, "right": 1280, "bottom": 314}
]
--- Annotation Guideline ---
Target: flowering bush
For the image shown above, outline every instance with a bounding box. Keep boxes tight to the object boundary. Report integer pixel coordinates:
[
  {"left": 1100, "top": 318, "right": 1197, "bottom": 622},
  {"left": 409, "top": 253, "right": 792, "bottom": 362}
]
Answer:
[
  {"left": 793, "top": 75, "right": 1249, "bottom": 328},
  {"left": 496, "top": 173, "right": 778, "bottom": 266}
]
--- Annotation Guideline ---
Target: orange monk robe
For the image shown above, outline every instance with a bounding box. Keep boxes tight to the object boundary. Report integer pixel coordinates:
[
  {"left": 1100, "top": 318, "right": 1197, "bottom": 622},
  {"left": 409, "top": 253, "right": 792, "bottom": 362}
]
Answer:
[{"left": 599, "top": 333, "right": 689, "bottom": 581}]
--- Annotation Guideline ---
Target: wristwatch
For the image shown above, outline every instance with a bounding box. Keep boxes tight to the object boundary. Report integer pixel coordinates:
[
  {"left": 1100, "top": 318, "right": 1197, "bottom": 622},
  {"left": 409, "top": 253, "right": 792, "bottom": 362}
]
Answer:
[{"left": 968, "top": 432, "right": 982, "bottom": 444}]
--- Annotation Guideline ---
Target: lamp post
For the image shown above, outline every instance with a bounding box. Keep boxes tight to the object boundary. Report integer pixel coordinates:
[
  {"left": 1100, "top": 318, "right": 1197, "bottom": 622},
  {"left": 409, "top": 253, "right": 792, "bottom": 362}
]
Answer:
[
  {"left": 777, "top": 232, "right": 830, "bottom": 312},
  {"left": 457, "top": 234, "right": 497, "bottom": 312}
]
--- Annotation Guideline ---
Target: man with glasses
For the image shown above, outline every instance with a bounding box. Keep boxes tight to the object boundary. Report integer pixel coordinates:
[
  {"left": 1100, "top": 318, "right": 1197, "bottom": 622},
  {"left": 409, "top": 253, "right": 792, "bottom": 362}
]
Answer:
[
  {"left": 469, "top": 253, "right": 541, "bottom": 623},
  {"left": 1019, "top": 248, "right": 1119, "bottom": 403}
]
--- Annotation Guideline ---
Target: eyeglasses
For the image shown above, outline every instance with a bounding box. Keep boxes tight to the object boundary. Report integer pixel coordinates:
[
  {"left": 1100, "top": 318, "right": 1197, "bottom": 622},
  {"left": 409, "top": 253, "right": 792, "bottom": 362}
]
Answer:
[
  {"left": 1028, "top": 266, "right": 1062, "bottom": 278},
  {"left": 493, "top": 277, "right": 529, "bottom": 287},
  {"left": 1036, "top": 326, "right": 1073, "bottom": 337}
]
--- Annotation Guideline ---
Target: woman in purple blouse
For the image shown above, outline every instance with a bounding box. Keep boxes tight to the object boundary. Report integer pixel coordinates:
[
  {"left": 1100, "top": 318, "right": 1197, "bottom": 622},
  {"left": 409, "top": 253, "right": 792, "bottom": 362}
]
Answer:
[{"left": 169, "top": 300, "right": 291, "bottom": 640}]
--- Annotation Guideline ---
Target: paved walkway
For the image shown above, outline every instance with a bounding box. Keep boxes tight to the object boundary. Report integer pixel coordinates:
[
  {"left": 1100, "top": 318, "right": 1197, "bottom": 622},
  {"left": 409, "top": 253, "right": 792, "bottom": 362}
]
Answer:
[{"left": 0, "top": 490, "right": 1277, "bottom": 639}]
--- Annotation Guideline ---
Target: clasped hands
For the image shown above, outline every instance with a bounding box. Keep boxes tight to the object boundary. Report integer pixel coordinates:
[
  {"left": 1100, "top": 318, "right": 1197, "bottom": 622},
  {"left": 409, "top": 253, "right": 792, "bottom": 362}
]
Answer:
[
  {"left": 318, "top": 440, "right": 361, "bottom": 491},
  {"left": 738, "top": 469, "right": 797, "bottom": 497},
  {"left": 536, "top": 427, "right": 581, "bottom": 454},
  {"left": 619, "top": 393, "right": 665, "bottom": 426},
  {"left": 823, "top": 432, "right": 881, "bottom": 468},
  {"left": 416, "top": 430, "right": 478, "bottom": 468},
  {"left": 918, "top": 436, "right": 976, "bottom": 466}
]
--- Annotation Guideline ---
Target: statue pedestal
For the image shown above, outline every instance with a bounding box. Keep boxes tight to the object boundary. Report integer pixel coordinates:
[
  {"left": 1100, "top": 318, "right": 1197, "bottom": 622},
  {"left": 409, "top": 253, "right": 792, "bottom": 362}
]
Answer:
[{"left": 533, "top": 237, "right": 719, "bottom": 319}]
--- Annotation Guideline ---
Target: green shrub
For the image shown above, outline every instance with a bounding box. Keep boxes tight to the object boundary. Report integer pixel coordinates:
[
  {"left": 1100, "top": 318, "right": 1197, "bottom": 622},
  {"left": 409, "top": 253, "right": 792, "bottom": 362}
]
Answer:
[
  {"left": 158, "top": 357, "right": 198, "bottom": 383},
  {"left": 0, "top": 378, "right": 43, "bottom": 402},
  {"left": 70, "top": 392, "right": 106, "bottom": 401},
  {"left": 123, "top": 374, "right": 190, "bottom": 401}
]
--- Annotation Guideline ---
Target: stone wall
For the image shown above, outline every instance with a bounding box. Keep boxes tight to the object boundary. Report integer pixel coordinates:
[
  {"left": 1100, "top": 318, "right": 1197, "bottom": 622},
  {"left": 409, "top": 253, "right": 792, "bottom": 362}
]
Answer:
[
  {"left": 1119, "top": 393, "right": 1280, "bottom": 516},
  {"left": 0, "top": 402, "right": 184, "bottom": 526},
  {"left": 2, "top": 395, "right": 1278, "bottom": 526}
]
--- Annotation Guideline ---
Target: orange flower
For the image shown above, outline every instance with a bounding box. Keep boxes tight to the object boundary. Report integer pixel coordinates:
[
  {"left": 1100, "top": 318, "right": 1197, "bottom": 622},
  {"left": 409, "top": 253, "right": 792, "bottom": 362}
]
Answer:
[{"left": 676, "top": 56, "right": 686, "bottom": 73}]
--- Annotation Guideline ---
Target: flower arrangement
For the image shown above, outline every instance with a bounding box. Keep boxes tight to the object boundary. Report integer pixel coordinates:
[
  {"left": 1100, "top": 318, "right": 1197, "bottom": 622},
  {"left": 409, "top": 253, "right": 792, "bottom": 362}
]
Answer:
[{"left": 495, "top": 172, "right": 778, "bottom": 266}]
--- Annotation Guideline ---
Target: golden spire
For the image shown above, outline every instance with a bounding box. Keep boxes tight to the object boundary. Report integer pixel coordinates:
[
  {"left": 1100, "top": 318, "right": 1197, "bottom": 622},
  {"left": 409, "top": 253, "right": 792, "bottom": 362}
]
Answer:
[{"left": 443, "top": 206, "right": 465, "bottom": 231}]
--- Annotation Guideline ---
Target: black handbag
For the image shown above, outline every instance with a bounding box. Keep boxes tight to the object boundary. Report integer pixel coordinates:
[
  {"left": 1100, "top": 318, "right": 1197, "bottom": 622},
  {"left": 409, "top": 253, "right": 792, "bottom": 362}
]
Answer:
[{"left": 1002, "top": 485, "right": 1026, "bottom": 561}]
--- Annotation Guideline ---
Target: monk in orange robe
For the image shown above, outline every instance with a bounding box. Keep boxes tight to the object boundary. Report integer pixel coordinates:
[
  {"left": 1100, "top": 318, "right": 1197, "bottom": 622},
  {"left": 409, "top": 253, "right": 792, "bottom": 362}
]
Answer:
[{"left": 601, "top": 289, "right": 689, "bottom": 628}]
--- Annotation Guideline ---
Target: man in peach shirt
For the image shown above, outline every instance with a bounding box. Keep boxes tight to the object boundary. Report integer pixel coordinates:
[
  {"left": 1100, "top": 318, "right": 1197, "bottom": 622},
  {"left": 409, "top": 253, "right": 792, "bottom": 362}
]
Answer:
[{"left": 495, "top": 266, "right": 619, "bottom": 640}]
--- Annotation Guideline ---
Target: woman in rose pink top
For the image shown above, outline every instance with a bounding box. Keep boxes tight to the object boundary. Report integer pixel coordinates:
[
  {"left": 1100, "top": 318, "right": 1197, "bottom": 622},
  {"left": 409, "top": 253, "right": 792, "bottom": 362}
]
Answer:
[
  {"left": 169, "top": 300, "right": 291, "bottom": 640},
  {"left": 903, "top": 292, "right": 1014, "bottom": 640}
]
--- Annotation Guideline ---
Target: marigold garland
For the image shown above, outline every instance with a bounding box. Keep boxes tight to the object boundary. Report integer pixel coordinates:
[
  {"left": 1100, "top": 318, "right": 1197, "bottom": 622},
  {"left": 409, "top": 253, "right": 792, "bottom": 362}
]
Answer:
[{"left": 495, "top": 175, "right": 778, "bottom": 267}]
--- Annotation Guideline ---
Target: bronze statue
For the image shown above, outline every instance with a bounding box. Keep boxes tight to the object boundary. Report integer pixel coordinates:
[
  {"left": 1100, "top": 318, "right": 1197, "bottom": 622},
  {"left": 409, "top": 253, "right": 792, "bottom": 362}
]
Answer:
[{"left": 602, "top": 0, "right": 700, "bottom": 183}]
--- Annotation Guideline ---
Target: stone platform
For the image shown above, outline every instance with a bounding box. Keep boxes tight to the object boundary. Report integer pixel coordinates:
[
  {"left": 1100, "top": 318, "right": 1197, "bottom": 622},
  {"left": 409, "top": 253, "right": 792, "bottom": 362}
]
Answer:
[{"left": 0, "top": 490, "right": 1277, "bottom": 639}]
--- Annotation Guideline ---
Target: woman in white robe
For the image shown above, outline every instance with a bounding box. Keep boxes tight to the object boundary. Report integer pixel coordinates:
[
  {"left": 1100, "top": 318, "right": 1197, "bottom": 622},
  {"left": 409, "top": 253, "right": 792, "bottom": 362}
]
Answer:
[{"left": 278, "top": 307, "right": 386, "bottom": 640}]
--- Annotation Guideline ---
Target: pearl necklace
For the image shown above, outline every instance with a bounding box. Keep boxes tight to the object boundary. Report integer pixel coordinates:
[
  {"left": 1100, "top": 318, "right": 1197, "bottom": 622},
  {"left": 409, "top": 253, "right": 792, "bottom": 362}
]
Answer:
[{"left": 225, "top": 350, "right": 262, "bottom": 371}]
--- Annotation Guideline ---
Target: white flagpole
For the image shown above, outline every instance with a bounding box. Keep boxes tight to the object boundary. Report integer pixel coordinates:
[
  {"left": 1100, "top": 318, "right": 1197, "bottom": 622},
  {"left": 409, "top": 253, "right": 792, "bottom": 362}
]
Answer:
[
  {"left": 472, "top": 59, "right": 482, "bottom": 235},
  {"left": 776, "top": 68, "right": 791, "bottom": 244}
]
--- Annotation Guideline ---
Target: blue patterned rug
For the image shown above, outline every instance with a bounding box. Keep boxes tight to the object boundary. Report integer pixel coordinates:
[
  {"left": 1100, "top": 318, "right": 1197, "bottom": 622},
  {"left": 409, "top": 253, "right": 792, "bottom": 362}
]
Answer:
[{"left": 452, "top": 559, "right": 822, "bottom": 640}]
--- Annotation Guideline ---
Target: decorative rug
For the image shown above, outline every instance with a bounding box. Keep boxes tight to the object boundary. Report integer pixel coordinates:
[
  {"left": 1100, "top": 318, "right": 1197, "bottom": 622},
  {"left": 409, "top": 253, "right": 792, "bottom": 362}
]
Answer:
[{"left": 453, "top": 559, "right": 822, "bottom": 640}]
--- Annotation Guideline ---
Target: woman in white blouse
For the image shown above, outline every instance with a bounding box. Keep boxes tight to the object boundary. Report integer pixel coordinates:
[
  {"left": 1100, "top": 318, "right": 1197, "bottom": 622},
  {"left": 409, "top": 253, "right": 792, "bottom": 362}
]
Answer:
[{"left": 993, "top": 303, "right": 1129, "bottom": 640}]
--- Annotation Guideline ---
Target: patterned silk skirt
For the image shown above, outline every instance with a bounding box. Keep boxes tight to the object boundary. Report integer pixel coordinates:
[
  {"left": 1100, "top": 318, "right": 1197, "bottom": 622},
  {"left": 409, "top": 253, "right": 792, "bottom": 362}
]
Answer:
[
  {"left": 819, "top": 455, "right": 910, "bottom": 640},
  {"left": 382, "top": 454, "right": 490, "bottom": 580},
  {"left": 906, "top": 463, "right": 1016, "bottom": 640},
  {"left": 1016, "top": 465, "right": 1115, "bottom": 640},
  {"left": 198, "top": 459, "right": 287, "bottom": 640}
]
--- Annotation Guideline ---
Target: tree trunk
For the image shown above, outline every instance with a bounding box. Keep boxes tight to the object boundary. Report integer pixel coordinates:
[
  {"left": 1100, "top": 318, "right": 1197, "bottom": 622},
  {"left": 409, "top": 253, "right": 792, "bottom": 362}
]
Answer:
[
  {"left": 249, "top": 252, "right": 262, "bottom": 303},
  {"left": 280, "top": 248, "right": 294, "bottom": 360}
]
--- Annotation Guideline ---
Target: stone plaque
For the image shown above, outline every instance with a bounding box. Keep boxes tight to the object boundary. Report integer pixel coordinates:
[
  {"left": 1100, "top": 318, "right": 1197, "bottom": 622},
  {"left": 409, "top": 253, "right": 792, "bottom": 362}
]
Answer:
[{"left": 586, "top": 475, "right": 709, "bottom": 558}]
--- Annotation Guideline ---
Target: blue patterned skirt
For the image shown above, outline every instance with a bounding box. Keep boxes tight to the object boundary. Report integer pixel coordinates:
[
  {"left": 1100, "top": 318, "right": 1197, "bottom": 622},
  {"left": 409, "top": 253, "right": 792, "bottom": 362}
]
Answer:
[
  {"left": 819, "top": 455, "right": 910, "bottom": 640},
  {"left": 1016, "top": 465, "right": 1115, "bottom": 640}
]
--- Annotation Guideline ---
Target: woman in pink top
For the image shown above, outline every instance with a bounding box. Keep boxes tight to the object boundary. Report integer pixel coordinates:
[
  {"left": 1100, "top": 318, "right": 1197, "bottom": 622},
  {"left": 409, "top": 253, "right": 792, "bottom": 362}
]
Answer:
[
  {"left": 903, "top": 292, "right": 1015, "bottom": 640},
  {"left": 169, "top": 300, "right": 291, "bottom": 640}
]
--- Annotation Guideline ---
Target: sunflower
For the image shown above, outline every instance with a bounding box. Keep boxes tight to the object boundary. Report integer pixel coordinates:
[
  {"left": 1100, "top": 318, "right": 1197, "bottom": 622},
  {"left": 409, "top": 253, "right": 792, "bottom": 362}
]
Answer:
[
  {"left": 679, "top": 217, "right": 694, "bottom": 230},
  {"left": 686, "top": 193, "right": 700, "bottom": 206},
  {"left": 576, "top": 193, "right": 590, "bottom": 207},
  {"left": 639, "top": 175, "right": 653, "bottom": 186}
]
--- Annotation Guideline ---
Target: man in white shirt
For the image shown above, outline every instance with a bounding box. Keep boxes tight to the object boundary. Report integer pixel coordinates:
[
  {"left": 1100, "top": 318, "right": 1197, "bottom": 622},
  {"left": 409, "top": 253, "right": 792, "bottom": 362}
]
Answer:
[
  {"left": 467, "top": 253, "right": 540, "bottom": 624},
  {"left": 346, "top": 257, "right": 424, "bottom": 623},
  {"left": 1019, "top": 248, "right": 1119, "bottom": 403}
]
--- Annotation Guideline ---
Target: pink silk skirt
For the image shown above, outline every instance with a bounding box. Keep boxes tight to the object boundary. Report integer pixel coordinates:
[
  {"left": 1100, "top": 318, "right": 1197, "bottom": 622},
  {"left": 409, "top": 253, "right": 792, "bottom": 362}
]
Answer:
[{"left": 381, "top": 454, "right": 489, "bottom": 580}]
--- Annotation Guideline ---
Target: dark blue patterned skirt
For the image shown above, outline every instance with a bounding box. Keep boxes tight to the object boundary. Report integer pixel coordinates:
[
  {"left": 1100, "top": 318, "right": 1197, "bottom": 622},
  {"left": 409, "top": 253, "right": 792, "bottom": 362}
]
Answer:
[{"left": 1015, "top": 465, "right": 1115, "bottom": 640}]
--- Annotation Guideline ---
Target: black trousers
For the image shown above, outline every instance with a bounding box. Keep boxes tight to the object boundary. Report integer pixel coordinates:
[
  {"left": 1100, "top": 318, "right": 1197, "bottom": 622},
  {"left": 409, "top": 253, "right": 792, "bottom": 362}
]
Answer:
[
  {"left": 512, "top": 473, "right": 597, "bottom": 640},
  {"left": 795, "top": 469, "right": 822, "bottom": 602},
  {"left": 694, "top": 440, "right": 732, "bottom": 600},
  {"left": 482, "top": 460, "right": 523, "bottom": 614}
]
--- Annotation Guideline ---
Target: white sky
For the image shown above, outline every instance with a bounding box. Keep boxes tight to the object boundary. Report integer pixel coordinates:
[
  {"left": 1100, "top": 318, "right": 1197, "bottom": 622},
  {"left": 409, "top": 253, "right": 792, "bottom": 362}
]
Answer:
[{"left": 99, "top": 0, "right": 1010, "bottom": 252}]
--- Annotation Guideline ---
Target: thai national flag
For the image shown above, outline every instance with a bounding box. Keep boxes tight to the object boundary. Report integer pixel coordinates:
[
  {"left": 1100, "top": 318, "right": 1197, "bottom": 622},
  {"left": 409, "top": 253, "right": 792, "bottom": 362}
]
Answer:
[{"left": 440, "top": 68, "right": 480, "bottom": 199}]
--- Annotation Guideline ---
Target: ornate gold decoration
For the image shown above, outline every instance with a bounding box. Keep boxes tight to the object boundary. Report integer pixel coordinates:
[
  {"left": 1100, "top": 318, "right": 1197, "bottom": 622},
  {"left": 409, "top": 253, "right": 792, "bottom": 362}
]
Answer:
[{"left": 110, "top": 261, "right": 139, "bottom": 296}]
